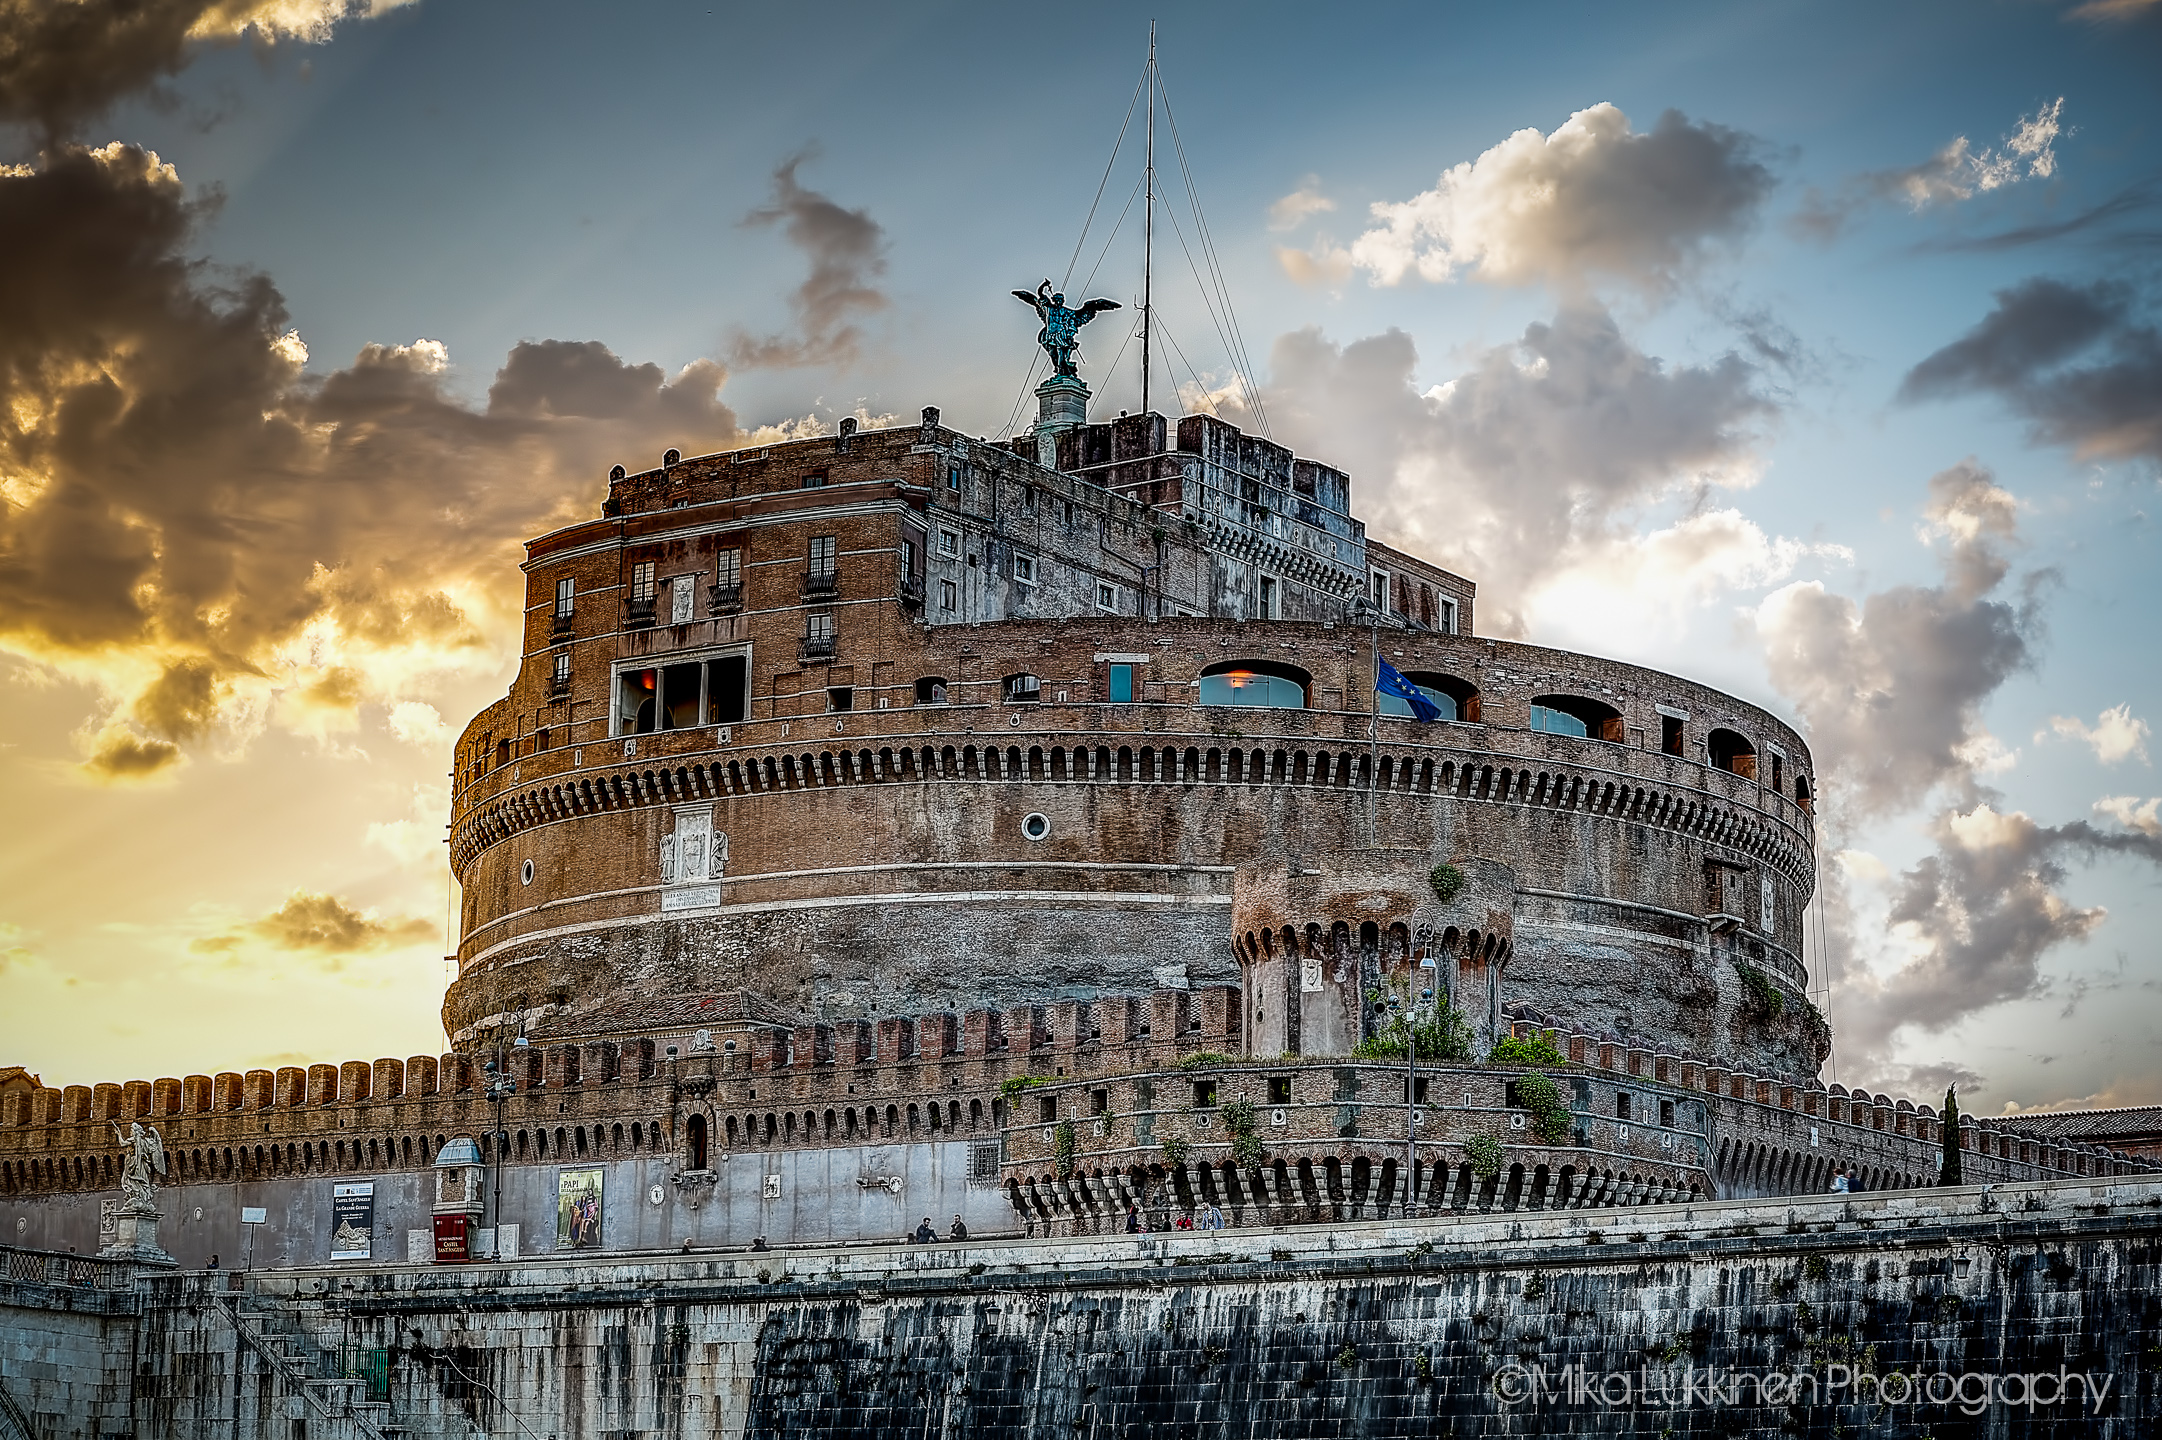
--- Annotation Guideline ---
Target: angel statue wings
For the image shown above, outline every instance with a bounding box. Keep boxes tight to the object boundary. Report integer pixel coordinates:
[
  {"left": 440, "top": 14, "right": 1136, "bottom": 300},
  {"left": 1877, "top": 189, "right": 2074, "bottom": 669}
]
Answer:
[
  {"left": 1012, "top": 280, "right": 1121, "bottom": 378},
  {"left": 112, "top": 1120, "right": 167, "bottom": 1209}
]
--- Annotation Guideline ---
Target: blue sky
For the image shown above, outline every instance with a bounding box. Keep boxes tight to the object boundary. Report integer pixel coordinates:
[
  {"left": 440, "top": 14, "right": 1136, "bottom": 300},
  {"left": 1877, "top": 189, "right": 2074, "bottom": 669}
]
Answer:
[{"left": 1, "top": 0, "right": 2157, "bottom": 1106}]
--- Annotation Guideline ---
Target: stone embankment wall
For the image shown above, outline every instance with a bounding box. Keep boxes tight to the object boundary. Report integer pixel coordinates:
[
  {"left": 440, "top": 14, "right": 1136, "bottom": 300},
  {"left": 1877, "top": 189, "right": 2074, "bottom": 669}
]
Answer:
[{"left": 9, "top": 1179, "right": 2156, "bottom": 1438}]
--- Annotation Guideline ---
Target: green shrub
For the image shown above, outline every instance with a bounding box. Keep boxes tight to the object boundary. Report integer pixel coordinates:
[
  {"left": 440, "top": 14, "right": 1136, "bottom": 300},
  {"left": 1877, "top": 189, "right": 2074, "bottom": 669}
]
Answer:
[
  {"left": 1464, "top": 1131, "right": 1504, "bottom": 1180},
  {"left": 1221, "top": 1099, "right": 1266, "bottom": 1168},
  {"left": 1735, "top": 961, "right": 1785, "bottom": 1019},
  {"left": 1512, "top": 1071, "right": 1573, "bottom": 1143},
  {"left": 1488, "top": 1031, "right": 1566, "bottom": 1066},
  {"left": 1160, "top": 1134, "right": 1190, "bottom": 1168},
  {"left": 1429, "top": 863, "right": 1465, "bottom": 903},
  {"left": 1177, "top": 1050, "right": 1241, "bottom": 1070},
  {"left": 998, "top": 1074, "right": 1047, "bottom": 1101},
  {"left": 1352, "top": 1007, "right": 1476, "bottom": 1061},
  {"left": 1053, "top": 1118, "right": 1077, "bottom": 1179}
]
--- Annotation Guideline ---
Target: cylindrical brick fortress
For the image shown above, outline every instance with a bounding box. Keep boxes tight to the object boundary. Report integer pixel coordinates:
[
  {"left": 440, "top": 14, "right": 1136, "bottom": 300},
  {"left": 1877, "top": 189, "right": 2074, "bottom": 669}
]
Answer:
[{"left": 447, "top": 409, "right": 1825, "bottom": 1080}]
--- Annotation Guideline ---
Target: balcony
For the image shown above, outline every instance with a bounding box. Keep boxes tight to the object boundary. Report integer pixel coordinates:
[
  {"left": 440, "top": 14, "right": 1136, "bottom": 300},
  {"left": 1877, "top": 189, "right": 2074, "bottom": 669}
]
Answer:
[
  {"left": 707, "top": 583, "right": 742, "bottom": 615},
  {"left": 801, "top": 569, "right": 840, "bottom": 602},
  {"left": 549, "top": 612, "right": 575, "bottom": 641},
  {"left": 546, "top": 677, "right": 572, "bottom": 701},
  {"left": 625, "top": 596, "right": 656, "bottom": 629},
  {"left": 800, "top": 633, "right": 837, "bottom": 663},
  {"left": 898, "top": 575, "right": 925, "bottom": 608}
]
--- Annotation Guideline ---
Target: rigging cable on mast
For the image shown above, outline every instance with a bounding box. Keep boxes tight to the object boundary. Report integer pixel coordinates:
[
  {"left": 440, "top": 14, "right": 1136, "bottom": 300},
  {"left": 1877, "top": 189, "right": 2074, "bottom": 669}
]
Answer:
[{"left": 1155, "top": 70, "right": 1269, "bottom": 433}]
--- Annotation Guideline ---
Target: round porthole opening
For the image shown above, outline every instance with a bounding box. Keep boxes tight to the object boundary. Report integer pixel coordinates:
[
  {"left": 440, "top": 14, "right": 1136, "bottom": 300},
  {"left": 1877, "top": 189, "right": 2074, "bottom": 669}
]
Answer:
[
  {"left": 1021, "top": 812, "right": 1051, "bottom": 842},
  {"left": 520, "top": 859, "right": 535, "bottom": 886}
]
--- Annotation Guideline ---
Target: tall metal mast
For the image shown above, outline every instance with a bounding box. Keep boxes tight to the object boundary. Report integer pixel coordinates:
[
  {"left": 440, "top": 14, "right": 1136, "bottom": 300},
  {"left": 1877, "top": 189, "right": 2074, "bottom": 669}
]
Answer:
[{"left": 1139, "top": 21, "right": 1155, "bottom": 417}]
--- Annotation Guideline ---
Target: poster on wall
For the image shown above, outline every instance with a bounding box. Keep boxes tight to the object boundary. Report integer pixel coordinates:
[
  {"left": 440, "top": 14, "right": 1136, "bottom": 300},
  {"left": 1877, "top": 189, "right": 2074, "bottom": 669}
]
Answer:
[
  {"left": 557, "top": 1168, "right": 603, "bottom": 1251},
  {"left": 330, "top": 1182, "right": 374, "bottom": 1260}
]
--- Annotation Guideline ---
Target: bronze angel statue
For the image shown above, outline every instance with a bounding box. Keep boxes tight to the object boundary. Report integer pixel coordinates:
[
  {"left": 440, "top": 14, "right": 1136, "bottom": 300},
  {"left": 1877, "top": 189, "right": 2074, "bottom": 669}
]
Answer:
[
  {"left": 1012, "top": 280, "right": 1121, "bottom": 378},
  {"left": 112, "top": 1120, "right": 167, "bottom": 1209}
]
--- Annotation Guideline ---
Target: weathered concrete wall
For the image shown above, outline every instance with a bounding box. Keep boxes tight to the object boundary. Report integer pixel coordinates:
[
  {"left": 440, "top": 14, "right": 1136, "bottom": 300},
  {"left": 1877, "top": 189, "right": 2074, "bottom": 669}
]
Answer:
[
  {"left": 0, "top": 1254, "right": 138, "bottom": 1440},
  {"left": 2, "top": 1139, "right": 1015, "bottom": 1267},
  {"left": 17, "top": 1177, "right": 2140, "bottom": 1439}
]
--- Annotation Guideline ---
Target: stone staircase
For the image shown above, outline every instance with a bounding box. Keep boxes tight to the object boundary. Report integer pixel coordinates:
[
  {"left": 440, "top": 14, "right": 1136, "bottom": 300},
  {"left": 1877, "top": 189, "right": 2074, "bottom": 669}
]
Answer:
[
  {"left": 0, "top": 1373, "right": 38, "bottom": 1440},
  {"left": 214, "top": 1296, "right": 397, "bottom": 1440}
]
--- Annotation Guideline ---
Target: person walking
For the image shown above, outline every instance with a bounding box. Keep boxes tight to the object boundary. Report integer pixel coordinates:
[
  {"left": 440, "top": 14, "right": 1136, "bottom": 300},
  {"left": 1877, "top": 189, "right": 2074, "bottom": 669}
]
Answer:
[
  {"left": 1124, "top": 1202, "right": 1140, "bottom": 1234},
  {"left": 1202, "top": 1202, "right": 1224, "bottom": 1231},
  {"left": 1830, "top": 1164, "right": 1850, "bottom": 1194}
]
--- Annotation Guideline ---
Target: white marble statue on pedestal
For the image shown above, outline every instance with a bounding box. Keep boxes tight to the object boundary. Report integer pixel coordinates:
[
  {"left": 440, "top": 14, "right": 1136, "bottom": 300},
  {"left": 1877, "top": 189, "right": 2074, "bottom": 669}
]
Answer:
[{"left": 102, "top": 1120, "right": 177, "bottom": 1265}]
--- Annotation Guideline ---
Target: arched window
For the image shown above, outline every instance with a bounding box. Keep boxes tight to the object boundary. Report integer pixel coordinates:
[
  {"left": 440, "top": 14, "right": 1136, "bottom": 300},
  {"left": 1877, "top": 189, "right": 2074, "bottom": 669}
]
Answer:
[
  {"left": 1708, "top": 728, "right": 1757, "bottom": 778},
  {"left": 1379, "top": 671, "right": 1478, "bottom": 722},
  {"left": 1199, "top": 660, "right": 1310, "bottom": 710},
  {"left": 1530, "top": 694, "right": 1623, "bottom": 742},
  {"left": 915, "top": 676, "right": 949, "bottom": 705},
  {"left": 1002, "top": 673, "right": 1041, "bottom": 704},
  {"left": 1795, "top": 775, "right": 1813, "bottom": 812},
  {"left": 687, "top": 1114, "right": 708, "bottom": 1171}
]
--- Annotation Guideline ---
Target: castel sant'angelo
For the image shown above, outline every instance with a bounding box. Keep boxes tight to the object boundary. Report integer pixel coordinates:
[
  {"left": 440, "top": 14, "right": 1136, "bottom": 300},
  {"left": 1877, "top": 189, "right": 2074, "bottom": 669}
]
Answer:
[
  {"left": 5, "top": 283, "right": 2161, "bottom": 1440},
  {"left": 5, "top": 315, "right": 2148, "bottom": 1270}
]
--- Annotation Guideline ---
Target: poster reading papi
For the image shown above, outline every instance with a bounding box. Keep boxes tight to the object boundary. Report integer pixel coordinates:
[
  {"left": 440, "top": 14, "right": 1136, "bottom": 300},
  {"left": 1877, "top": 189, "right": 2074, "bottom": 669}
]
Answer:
[
  {"left": 330, "top": 1182, "right": 374, "bottom": 1260},
  {"left": 557, "top": 1168, "right": 603, "bottom": 1251}
]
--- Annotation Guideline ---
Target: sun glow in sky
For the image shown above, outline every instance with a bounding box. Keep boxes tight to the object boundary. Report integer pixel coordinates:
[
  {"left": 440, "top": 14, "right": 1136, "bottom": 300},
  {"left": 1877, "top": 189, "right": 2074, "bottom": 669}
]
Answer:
[{"left": 1, "top": 0, "right": 2158, "bottom": 1114}]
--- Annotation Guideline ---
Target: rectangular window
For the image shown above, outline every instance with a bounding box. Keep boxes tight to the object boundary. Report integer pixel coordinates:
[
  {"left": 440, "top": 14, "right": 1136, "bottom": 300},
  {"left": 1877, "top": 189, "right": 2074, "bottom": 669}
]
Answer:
[
  {"left": 552, "top": 652, "right": 570, "bottom": 685},
  {"left": 1440, "top": 597, "right": 1458, "bottom": 635},
  {"left": 1770, "top": 753, "right": 1784, "bottom": 792},
  {"left": 1022, "top": 485, "right": 1037, "bottom": 513},
  {"left": 1370, "top": 568, "right": 1389, "bottom": 609},
  {"left": 1616, "top": 1093, "right": 1632, "bottom": 1121},
  {"left": 939, "top": 579, "right": 958, "bottom": 612},
  {"left": 900, "top": 537, "right": 916, "bottom": 576},
  {"left": 1096, "top": 581, "right": 1117, "bottom": 611},
  {"left": 1108, "top": 663, "right": 1134, "bottom": 704},
  {"left": 1661, "top": 715, "right": 1685, "bottom": 757},
  {"left": 554, "top": 577, "right": 574, "bottom": 617},
  {"left": 827, "top": 686, "right": 853, "bottom": 713},
  {"left": 1192, "top": 1079, "right": 1217, "bottom": 1107},
  {"left": 1090, "top": 1088, "right": 1109, "bottom": 1115},
  {"left": 632, "top": 561, "right": 657, "bottom": 602},
  {"left": 1013, "top": 554, "right": 1036, "bottom": 585},
  {"left": 937, "top": 528, "right": 960, "bottom": 559},
  {"left": 803, "top": 471, "right": 827, "bottom": 489},
  {"left": 806, "top": 612, "right": 834, "bottom": 644},
  {"left": 947, "top": 465, "right": 961, "bottom": 492},
  {"left": 1266, "top": 1076, "right": 1292, "bottom": 1105},
  {"left": 716, "top": 548, "right": 741, "bottom": 588},
  {"left": 670, "top": 573, "right": 697, "bottom": 624},
  {"left": 1660, "top": 1098, "right": 1675, "bottom": 1129},
  {"left": 705, "top": 655, "right": 747, "bottom": 723},
  {"left": 1037, "top": 1095, "right": 1057, "bottom": 1123},
  {"left": 612, "top": 650, "right": 747, "bottom": 735},
  {"left": 1062, "top": 499, "right": 1075, "bottom": 526},
  {"left": 808, "top": 536, "right": 836, "bottom": 576},
  {"left": 1259, "top": 575, "right": 1278, "bottom": 619}
]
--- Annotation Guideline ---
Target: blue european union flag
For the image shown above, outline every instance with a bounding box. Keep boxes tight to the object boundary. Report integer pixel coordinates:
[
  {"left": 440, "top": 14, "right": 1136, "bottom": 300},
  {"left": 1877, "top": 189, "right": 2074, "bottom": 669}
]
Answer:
[{"left": 1376, "top": 657, "right": 1443, "bottom": 722}]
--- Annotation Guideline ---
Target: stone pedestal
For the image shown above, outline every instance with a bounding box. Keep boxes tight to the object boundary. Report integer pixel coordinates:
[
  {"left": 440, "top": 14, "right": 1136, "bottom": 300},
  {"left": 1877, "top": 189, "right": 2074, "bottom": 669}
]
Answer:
[
  {"left": 100, "top": 1202, "right": 176, "bottom": 1267},
  {"left": 1032, "top": 374, "right": 1090, "bottom": 466}
]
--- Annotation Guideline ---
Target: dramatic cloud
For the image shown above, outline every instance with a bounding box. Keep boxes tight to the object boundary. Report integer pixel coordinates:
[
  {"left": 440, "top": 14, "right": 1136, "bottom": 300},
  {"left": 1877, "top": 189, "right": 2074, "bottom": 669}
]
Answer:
[
  {"left": 191, "top": 890, "right": 434, "bottom": 960},
  {"left": 729, "top": 155, "right": 888, "bottom": 369},
  {"left": 0, "top": 142, "right": 749, "bottom": 776},
  {"left": 1207, "top": 307, "right": 1777, "bottom": 636},
  {"left": 1755, "top": 462, "right": 2038, "bottom": 819},
  {"left": 1756, "top": 467, "right": 2162, "bottom": 1078},
  {"left": 2093, "top": 795, "right": 2161, "bottom": 834},
  {"left": 1343, "top": 103, "right": 1772, "bottom": 293},
  {"left": 2047, "top": 704, "right": 2151, "bottom": 764},
  {"left": 0, "top": 0, "right": 417, "bottom": 139},
  {"left": 1793, "top": 99, "right": 2064, "bottom": 241},
  {"left": 1268, "top": 175, "right": 1335, "bottom": 231},
  {"left": 1898, "top": 277, "right": 2162, "bottom": 463}
]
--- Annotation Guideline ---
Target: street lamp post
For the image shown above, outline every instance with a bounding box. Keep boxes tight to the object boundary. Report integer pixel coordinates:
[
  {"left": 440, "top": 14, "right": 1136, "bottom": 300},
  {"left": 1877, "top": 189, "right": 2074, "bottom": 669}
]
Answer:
[{"left": 479, "top": 1025, "right": 529, "bottom": 1257}]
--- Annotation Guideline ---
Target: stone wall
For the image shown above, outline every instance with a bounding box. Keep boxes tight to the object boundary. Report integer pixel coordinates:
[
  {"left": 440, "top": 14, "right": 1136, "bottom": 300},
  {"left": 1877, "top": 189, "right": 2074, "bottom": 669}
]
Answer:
[{"left": 9, "top": 1180, "right": 2156, "bottom": 1438}]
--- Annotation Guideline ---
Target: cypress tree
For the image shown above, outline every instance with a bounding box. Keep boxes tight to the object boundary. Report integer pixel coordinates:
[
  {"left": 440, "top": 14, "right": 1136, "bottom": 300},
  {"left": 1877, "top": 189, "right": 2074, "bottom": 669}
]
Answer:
[{"left": 1939, "top": 1085, "right": 1963, "bottom": 1186}]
